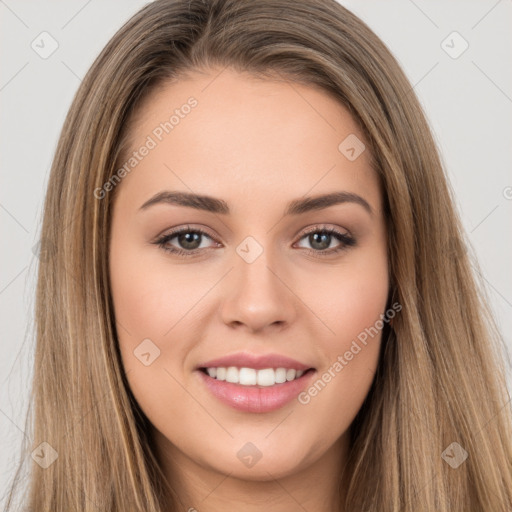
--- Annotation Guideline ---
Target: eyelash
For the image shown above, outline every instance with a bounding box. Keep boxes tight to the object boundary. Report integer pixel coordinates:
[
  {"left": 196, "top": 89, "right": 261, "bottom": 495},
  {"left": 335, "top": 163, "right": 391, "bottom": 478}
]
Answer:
[{"left": 154, "top": 224, "right": 356, "bottom": 259}]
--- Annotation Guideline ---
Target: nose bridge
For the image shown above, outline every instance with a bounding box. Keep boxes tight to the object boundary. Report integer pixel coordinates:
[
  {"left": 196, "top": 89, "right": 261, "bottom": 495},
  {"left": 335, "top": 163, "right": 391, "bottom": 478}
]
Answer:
[{"left": 219, "top": 234, "right": 295, "bottom": 331}]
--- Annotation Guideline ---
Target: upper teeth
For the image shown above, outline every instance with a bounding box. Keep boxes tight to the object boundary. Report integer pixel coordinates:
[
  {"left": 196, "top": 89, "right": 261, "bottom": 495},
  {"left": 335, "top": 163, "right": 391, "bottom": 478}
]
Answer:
[{"left": 205, "top": 367, "right": 305, "bottom": 386}]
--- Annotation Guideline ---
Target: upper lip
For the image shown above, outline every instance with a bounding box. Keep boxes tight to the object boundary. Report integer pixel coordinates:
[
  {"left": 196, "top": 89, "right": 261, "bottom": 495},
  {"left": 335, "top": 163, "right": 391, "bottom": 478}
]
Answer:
[{"left": 197, "top": 352, "right": 314, "bottom": 371}]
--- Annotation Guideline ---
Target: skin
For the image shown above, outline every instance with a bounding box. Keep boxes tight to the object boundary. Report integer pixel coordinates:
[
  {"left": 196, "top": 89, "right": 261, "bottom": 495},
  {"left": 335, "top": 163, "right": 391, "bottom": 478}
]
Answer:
[{"left": 109, "top": 67, "right": 389, "bottom": 512}]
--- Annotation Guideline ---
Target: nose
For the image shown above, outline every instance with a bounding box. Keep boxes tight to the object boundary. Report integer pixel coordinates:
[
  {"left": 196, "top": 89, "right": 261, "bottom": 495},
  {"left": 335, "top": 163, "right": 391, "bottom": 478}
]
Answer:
[{"left": 219, "top": 245, "right": 297, "bottom": 334}]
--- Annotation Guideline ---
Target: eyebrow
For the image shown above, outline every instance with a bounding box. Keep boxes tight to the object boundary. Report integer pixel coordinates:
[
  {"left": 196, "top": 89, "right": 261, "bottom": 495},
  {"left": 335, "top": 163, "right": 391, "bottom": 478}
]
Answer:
[{"left": 138, "top": 190, "right": 373, "bottom": 216}]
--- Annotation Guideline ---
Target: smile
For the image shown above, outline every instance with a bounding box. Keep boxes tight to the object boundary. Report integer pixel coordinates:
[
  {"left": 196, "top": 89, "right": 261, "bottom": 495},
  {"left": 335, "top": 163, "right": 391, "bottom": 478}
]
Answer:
[
  {"left": 201, "top": 366, "right": 309, "bottom": 386},
  {"left": 197, "top": 367, "right": 316, "bottom": 413}
]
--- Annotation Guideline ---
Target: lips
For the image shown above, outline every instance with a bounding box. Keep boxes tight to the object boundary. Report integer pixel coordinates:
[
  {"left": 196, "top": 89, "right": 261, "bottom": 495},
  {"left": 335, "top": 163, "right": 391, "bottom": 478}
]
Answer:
[
  {"left": 196, "top": 352, "right": 313, "bottom": 371},
  {"left": 195, "top": 352, "right": 316, "bottom": 413}
]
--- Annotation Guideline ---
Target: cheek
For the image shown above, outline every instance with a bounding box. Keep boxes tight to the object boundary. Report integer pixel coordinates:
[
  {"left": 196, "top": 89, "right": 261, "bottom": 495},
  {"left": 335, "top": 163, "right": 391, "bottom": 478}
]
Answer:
[
  {"left": 109, "top": 241, "right": 211, "bottom": 351},
  {"left": 108, "top": 244, "right": 200, "bottom": 424},
  {"left": 293, "top": 244, "right": 389, "bottom": 419},
  {"left": 109, "top": 234, "right": 175, "bottom": 380},
  {"left": 302, "top": 241, "right": 389, "bottom": 351}
]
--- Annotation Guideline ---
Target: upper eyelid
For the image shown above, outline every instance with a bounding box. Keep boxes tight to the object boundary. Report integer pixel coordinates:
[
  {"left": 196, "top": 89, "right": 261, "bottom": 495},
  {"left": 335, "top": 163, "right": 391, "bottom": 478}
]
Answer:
[
  {"left": 157, "top": 224, "right": 351, "bottom": 246},
  {"left": 300, "top": 224, "right": 351, "bottom": 237},
  {"left": 159, "top": 225, "right": 217, "bottom": 242},
  {"left": 160, "top": 223, "right": 349, "bottom": 237}
]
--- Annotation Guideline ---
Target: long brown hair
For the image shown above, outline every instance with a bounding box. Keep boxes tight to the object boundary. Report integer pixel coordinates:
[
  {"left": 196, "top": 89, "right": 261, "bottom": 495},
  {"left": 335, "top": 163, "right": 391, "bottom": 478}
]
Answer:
[{"left": 5, "top": 0, "right": 512, "bottom": 510}]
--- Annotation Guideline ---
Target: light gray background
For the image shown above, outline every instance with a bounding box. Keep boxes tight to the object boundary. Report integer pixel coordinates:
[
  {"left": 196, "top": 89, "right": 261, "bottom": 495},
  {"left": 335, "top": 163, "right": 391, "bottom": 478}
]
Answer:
[{"left": 1, "top": 0, "right": 511, "bottom": 505}]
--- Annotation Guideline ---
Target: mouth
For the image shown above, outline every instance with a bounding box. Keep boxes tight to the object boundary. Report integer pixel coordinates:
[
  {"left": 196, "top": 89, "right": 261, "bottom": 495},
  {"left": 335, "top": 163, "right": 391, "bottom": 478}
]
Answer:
[
  {"left": 198, "top": 366, "right": 316, "bottom": 387},
  {"left": 196, "top": 365, "right": 317, "bottom": 413}
]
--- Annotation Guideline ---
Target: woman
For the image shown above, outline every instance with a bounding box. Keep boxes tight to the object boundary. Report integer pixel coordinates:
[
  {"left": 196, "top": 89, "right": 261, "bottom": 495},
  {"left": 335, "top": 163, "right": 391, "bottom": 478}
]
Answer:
[{"left": 5, "top": 0, "right": 512, "bottom": 510}]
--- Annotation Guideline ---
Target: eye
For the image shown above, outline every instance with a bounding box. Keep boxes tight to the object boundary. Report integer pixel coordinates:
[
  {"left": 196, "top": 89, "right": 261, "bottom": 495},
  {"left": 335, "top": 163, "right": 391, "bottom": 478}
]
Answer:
[
  {"left": 153, "top": 224, "right": 356, "bottom": 258},
  {"left": 295, "top": 225, "right": 356, "bottom": 257},
  {"left": 154, "top": 225, "right": 218, "bottom": 258}
]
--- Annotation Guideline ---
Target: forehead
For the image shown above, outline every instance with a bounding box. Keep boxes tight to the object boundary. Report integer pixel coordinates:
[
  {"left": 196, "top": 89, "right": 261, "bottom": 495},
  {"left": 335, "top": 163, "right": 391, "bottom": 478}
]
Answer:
[{"left": 115, "top": 67, "right": 381, "bottom": 214}]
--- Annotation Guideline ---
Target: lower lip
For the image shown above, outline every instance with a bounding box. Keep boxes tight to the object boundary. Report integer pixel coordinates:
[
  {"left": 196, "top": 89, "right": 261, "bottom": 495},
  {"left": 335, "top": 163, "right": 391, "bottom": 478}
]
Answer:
[{"left": 197, "top": 369, "right": 316, "bottom": 413}]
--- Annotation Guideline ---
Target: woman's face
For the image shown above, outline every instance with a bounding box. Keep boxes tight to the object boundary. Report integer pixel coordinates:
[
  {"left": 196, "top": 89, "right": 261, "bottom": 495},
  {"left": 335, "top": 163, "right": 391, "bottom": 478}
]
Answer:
[{"left": 109, "top": 68, "right": 389, "bottom": 483}]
